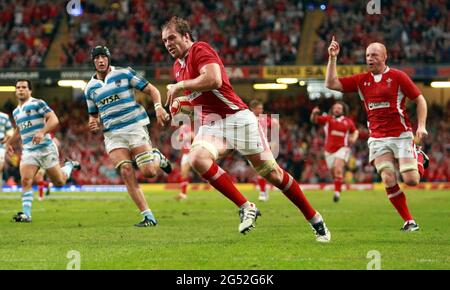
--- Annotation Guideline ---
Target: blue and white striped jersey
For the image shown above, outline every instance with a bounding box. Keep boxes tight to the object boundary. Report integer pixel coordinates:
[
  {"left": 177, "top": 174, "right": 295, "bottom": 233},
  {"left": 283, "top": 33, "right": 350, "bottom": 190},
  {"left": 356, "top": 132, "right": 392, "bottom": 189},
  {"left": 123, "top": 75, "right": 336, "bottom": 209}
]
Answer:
[
  {"left": 0, "top": 112, "right": 13, "bottom": 150},
  {"left": 84, "top": 66, "right": 150, "bottom": 133},
  {"left": 12, "top": 97, "right": 54, "bottom": 152}
]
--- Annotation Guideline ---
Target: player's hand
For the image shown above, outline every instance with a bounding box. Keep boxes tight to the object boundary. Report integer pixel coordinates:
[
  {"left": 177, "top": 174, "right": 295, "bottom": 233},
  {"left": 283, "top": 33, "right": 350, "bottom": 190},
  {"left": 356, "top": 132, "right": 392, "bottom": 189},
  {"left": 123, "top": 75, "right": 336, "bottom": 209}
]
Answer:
[
  {"left": 155, "top": 107, "right": 170, "bottom": 127},
  {"left": 312, "top": 106, "right": 321, "bottom": 115},
  {"left": 328, "top": 36, "right": 340, "bottom": 58},
  {"left": 89, "top": 118, "right": 100, "bottom": 133},
  {"left": 415, "top": 126, "right": 428, "bottom": 144},
  {"left": 166, "top": 82, "right": 184, "bottom": 107},
  {"left": 32, "top": 131, "right": 44, "bottom": 144}
]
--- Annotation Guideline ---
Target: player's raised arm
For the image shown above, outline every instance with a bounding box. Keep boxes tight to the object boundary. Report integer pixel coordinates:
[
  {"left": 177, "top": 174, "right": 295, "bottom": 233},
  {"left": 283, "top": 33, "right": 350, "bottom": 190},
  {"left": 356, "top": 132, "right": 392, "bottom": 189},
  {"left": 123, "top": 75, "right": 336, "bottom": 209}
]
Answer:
[
  {"left": 412, "top": 94, "right": 428, "bottom": 143},
  {"left": 310, "top": 106, "right": 321, "bottom": 123},
  {"left": 325, "top": 36, "right": 344, "bottom": 92}
]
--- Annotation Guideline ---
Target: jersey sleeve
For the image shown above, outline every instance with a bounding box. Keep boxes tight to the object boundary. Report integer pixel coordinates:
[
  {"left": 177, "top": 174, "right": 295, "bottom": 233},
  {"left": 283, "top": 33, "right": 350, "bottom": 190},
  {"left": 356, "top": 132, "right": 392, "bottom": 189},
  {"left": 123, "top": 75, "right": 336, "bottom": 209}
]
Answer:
[
  {"left": 338, "top": 74, "right": 360, "bottom": 93},
  {"left": 36, "top": 99, "right": 53, "bottom": 116},
  {"left": 316, "top": 115, "right": 330, "bottom": 125},
  {"left": 127, "top": 67, "right": 149, "bottom": 91},
  {"left": 348, "top": 118, "right": 357, "bottom": 133},
  {"left": 192, "top": 43, "right": 220, "bottom": 72},
  {"left": 5, "top": 116, "right": 12, "bottom": 130},
  {"left": 83, "top": 87, "right": 99, "bottom": 114},
  {"left": 397, "top": 70, "right": 421, "bottom": 100}
]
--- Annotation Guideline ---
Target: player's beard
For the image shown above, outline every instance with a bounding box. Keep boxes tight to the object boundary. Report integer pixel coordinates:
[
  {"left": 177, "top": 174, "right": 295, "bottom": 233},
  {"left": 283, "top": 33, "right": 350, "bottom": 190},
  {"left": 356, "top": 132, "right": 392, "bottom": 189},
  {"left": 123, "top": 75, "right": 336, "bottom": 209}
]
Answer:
[{"left": 333, "top": 113, "right": 343, "bottom": 118}]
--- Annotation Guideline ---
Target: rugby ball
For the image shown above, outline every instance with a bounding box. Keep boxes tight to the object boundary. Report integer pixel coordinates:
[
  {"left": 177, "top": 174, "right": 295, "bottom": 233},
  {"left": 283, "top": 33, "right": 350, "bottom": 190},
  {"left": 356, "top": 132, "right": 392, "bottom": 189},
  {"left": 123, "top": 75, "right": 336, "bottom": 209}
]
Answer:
[{"left": 170, "top": 97, "right": 193, "bottom": 116}]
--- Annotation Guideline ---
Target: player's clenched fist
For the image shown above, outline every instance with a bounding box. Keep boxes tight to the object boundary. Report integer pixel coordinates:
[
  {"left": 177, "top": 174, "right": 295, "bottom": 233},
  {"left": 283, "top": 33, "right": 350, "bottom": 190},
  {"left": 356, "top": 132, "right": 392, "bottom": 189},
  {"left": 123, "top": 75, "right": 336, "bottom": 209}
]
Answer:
[
  {"left": 88, "top": 116, "right": 101, "bottom": 132},
  {"left": 328, "top": 36, "right": 340, "bottom": 58}
]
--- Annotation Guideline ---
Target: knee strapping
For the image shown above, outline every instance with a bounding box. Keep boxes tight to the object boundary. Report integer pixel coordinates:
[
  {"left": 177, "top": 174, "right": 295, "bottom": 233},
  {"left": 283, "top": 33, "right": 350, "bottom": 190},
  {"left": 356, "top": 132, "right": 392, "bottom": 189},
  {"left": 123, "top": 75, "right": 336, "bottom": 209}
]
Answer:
[
  {"left": 135, "top": 151, "right": 154, "bottom": 167},
  {"left": 375, "top": 161, "right": 395, "bottom": 174},
  {"left": 115, "top": 160, "right": 133, "bottom": 174},
  {"left": 190, "top": 140, "right": 219, "bottom": 160},
  {"left": 399, "top": 161, "right": 418, "bottom": 173},
  {"left": 254, "top": 159, "right": 277, "bottom": 177}
]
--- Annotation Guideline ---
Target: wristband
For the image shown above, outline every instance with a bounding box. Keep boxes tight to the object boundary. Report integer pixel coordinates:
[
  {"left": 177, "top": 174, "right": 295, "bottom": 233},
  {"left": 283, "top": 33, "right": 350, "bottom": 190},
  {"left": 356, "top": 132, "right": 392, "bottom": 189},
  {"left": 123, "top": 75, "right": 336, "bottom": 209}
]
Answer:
[{"left": 154, "top": 103, "right": 162, "bottom": 110}]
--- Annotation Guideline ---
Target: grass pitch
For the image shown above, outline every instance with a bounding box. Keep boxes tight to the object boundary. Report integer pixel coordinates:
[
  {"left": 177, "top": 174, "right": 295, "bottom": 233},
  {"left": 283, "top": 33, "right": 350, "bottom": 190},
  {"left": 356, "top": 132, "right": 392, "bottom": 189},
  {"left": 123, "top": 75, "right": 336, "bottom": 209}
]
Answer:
[{"left": 0, "top": 187, "right": 448, "bottom": 269}]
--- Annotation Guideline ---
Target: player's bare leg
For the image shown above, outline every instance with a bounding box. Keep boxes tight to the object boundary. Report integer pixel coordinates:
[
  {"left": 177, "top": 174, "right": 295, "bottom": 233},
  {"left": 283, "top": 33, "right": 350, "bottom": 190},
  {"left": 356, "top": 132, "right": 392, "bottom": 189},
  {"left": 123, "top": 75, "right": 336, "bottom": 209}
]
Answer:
[
  {"left": 12, "top": 164, "right": 39, "bottom": 222},
  {"left": 374, "top": 153, "right": 419, "bottom": 231},
  {"left": 332, "top": 158, "right": 345, "bottom": 202},
  {"left": 110, "top": 148, "right": 156, "bottom": 227},
  {"left": 188, "top": 135, "right": 258, "bottom": 234},
  {"left": 0, "top": 161, "right": 5, "bottom": 192},
  {"left": 246, "top": 150, "right": 331, "bottom": 242}
]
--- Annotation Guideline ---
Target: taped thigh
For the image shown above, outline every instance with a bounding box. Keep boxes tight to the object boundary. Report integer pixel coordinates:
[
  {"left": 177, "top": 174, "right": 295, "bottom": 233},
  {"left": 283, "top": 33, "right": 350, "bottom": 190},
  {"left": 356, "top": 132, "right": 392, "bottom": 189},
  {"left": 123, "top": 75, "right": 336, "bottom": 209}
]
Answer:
[
  {"left": 375, "top": 161, "right": 395, "bottom": 174},
  {"left": 190, "top": 140, "right": 219, "bottom": 160},
  {"left": 253, "top": 159, "right": 277, "bottom": 177},
  {"left": 134, "top": 151, "right": 155, "bottom": 167},
  {"left": 115, "top": 159, "right": 134, "bottom": 174},
  {"left": 399, "top": 160, "right": 418, "bottom": 174}
]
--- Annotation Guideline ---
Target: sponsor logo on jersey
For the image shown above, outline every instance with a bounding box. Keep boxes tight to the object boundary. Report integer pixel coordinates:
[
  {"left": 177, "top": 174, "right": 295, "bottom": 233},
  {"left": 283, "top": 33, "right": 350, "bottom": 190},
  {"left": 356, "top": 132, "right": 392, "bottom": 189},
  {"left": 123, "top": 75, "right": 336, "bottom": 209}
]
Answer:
[
  {"left": 368, "top": 101, "right": 390, "bottom": 110},
  {"left": 99, "top": 95, "right": 120, "bottom": 106},
  {"left": 330, "top": 130, "right": 345, "bottom": 137}
]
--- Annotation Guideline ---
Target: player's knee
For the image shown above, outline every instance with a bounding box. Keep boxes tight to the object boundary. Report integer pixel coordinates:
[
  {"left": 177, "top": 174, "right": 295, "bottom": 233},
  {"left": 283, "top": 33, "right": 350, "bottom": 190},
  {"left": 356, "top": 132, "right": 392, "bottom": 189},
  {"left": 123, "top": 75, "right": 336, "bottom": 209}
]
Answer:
[
  {"left": 140, "top": 164, "right": 157, "bottom": 178},
  {"left": 334, "top": 167, "right": 343, "bottom": 178},
  {"left": 254, "top": 159, "right": 279, "bottom": 183},
  {"left": 53, "top": 179, "right": 65, "bottom": 187},
  {"left": 119, "top": 163, "right": 135, "bottom": 181},
  {"left": 265, "top": 165, "right": 283, "bottom": 185},
  {"left": 189, "top": 149, "right": 212, "bottom": 171},
  {"left": 21, "top": 176, "right": 34, "bottom": 187},
  {"left": 403, "top": 172, "right": 420, "bottom": 186}
]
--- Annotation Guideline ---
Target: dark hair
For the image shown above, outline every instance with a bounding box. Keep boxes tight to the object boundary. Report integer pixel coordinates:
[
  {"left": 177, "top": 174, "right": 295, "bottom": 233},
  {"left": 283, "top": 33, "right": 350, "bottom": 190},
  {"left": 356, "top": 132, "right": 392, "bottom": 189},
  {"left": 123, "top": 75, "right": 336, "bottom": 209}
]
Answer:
[
  {"left": 162, "top": 16, "right": 195, "bottom": 41},
  {"left": 249, "top": 99, "right": 263, "bottom": 110},
  {"left": 331, "top": 101, "right": 349, "bottom": 115},
  {"left": 15, "top": 79, "right": 32, "bottom": 90}
]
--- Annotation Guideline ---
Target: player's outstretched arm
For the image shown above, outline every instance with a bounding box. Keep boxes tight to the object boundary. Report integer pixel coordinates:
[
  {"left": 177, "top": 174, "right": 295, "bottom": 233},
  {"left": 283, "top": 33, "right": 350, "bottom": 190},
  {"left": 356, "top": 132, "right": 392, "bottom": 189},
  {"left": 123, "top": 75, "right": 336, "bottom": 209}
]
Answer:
[
  {"left": 325, "top": 36, "right": 344, "bottom": 92},
  {"left": 413, "top": 95, "right": 428, "bottom": 143}
]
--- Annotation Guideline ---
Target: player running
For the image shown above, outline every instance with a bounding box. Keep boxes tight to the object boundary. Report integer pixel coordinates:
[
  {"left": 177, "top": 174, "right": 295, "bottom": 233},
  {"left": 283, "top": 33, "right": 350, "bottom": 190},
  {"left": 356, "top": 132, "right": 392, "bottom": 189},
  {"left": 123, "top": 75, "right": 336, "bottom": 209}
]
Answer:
[
  {"left": 84, "top": 45, "right": 172, "bottom": 227},
  {"left": 4, "top": 79, "right": 80, "bottom": 223},
  {"left": 162, "top": 17, "right": 330, "bottom": 242},
  {"left": 310, "top": 101, "right": 359, "bottom": 202},
  {"left": 325, "top": 37, "right": 429, "bottom": 231},
  {"left": 248, "top": 100, "right": 280, "bottom": 202},
  {"left": 0, "top": 111, "right": 13, "bottom": 192}
]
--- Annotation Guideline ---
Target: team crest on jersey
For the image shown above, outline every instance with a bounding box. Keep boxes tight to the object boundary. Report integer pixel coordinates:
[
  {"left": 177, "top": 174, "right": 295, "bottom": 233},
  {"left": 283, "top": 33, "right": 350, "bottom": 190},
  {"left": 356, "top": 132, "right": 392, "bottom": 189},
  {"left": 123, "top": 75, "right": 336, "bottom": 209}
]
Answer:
[
  {"left": 386, "top": 78, "right": 392, "bottom": 87},
  {"left": 364, "top": 81, "right": 371, "bottom": 86},
  {"left": 115, "top": 80, "right": 121, "bottom": 87}
]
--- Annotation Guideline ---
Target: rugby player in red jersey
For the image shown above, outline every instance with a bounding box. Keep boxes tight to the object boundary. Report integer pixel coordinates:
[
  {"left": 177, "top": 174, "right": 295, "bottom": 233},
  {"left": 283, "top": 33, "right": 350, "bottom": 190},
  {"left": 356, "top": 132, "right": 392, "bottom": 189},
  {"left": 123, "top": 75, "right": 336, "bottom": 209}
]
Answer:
[
  {"left": 325, "top": 37, "right": 429, "bottom": 231},
  {"left": 311, "top": 101, "right": 359, "bottom": 202},
  {"left": 162, "top": 16, "right": 330, "bottom": 242}
]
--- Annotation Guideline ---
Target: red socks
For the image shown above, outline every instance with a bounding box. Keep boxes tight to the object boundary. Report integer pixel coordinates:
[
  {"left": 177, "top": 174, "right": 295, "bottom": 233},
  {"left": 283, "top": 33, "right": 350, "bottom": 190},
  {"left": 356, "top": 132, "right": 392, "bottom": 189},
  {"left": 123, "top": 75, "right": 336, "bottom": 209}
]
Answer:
[
  {"left": 386, "top": 184, "right": 413, "bottom": 221},
  {"left": 257, "top": 176, "right": 266, "bottom": 193},
  {"left": 276, "top": 170, "right": 316, "bottom": 220},
  {"left": 180, "top": 177, "right": 189, "bottom": 195},
  {"left": 202, "top": 162, "right": 247, "bottom": 207},
  {"left": 334, "top": 177, "right": 343, "bottom": 193}
]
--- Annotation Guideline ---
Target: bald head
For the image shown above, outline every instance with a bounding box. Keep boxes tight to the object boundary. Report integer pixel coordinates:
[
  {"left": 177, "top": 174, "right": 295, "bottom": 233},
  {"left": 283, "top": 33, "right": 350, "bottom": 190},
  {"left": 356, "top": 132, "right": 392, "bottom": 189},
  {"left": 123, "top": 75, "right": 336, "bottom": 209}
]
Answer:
[{"left": 366, "top": 42, "right": 387, "bottom": 74}]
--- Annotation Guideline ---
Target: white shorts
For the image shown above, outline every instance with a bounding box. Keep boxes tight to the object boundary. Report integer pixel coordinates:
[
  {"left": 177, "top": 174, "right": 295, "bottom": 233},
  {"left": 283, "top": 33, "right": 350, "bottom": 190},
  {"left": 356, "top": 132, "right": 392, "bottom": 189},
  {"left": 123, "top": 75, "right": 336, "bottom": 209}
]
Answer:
[
  {"left": 194, "top": 109, "right": 265, "bottom": 156},
  {"left": 325, "top": 147, "right": 351, "bottom": 169},
  {"left": 104, "top": 126, "right": 152, "bottom": 153},
  {"left": 0, "top": 148, "right": 5, "bottom": 164},
  {"left": 368, "top": 132, "right": 416, "bottom": 163},
  {"left": 181, "top": 154, "right": 190, "bottom": 167},
  {"left": 21, "top": 142, "right": 59, "bottom": 170}
]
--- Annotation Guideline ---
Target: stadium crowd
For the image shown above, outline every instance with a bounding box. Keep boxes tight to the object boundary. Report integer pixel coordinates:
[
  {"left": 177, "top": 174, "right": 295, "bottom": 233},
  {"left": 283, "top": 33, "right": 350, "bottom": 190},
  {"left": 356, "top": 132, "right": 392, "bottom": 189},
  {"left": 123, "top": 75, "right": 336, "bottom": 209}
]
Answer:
[
  {"left": 60, "top": 0, "right": 303, "bottom": 67},
  {"left": 0, "top": 0, "right": 62, "bottom": 68},
  {"left": 314, "top": 0, "right": 450, "bottom": 64},
  {"left": 2, "top": 95, "right": 448, "bottom": 186}
]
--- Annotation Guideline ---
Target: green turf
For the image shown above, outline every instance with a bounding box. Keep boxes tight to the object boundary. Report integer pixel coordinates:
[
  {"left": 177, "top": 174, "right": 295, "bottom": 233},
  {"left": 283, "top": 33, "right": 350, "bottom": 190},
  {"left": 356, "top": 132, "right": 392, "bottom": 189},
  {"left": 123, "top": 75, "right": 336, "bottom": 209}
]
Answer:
[{"left": 0, "top": 188, "right": 448, "bottom": 269}]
